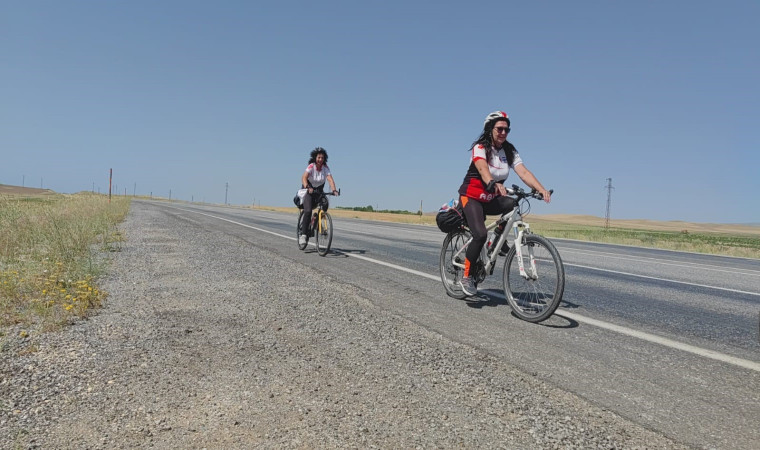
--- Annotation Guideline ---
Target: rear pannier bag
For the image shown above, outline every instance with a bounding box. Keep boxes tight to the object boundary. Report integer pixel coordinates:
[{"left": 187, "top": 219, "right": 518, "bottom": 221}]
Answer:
[{"left": 436, "top": 199, "right": 464, "bottom": 233}]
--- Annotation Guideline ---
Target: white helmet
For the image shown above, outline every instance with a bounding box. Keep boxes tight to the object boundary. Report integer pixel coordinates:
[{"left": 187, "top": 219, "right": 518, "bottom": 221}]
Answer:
[{"left": 484, "top": 111, "right": 510, "bottom": 128}]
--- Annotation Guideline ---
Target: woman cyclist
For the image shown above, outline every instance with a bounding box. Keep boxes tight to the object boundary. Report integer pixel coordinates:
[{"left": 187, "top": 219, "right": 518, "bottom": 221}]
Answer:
[
  {"left": 457, "top": 111, "right": 551, "bottom": 296},
  {"left": 299, "top": 147, "right": 339, "bottom": 247}
]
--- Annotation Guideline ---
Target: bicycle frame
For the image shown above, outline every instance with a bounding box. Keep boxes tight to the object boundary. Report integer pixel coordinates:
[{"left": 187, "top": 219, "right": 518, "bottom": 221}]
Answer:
[
  {"left": 306, "top": 190, "right": 336, "bottom": 235},
  {"left": 450, "top": 206, "right": 538, "bottom": 281}
]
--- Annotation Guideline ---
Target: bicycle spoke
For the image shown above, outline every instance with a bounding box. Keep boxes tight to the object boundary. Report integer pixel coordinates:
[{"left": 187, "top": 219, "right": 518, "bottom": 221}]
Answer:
[
  {"left": 503, "top": 235, "right": 565, "bottom": 322},
  {"left": 439, "top": 230, "right": 470, "bottom": 299}
]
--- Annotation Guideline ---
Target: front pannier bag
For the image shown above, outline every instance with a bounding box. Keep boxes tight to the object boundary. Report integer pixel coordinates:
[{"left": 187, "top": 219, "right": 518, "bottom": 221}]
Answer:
[
  {"left": 436, "top": 199, "right": 464, "bottom": 233},
  {"left": 293, "top": 188, "right": 308, "bottom": 208}
]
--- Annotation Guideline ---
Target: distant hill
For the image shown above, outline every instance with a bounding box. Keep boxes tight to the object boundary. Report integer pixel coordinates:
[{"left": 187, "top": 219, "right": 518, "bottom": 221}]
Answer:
[{"left": 0, "top": 184, "right": 57, "bottom": 196}]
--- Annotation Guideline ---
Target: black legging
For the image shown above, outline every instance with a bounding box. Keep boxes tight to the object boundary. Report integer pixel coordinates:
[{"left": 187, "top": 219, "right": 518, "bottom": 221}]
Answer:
[
  {"left": 461, "top": 195, "right": 517, "bottom": 270},
  {"left": 300, "top": 190, "right": 325, "bottom": 234}
]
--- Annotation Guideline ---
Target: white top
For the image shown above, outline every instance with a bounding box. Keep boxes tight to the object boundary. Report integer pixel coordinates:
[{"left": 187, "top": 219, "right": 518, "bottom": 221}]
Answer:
[
  {"left": 304, "top": 163, "right": 331, "bottom": 188},
  {"left": 471, "top": 144, "right": 523, "bottom": 182}
]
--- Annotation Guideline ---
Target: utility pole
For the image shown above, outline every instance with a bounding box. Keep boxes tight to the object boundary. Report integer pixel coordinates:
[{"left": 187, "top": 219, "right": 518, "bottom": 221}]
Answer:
[
  {"left": 225, "top": 182, "right": 229, "bottom": 205},
  {"left": 22, "top": 175, "right": 25, "bottom": 187},
  {"left": 133, "top": 183, "right": 136, "bottom": 196},
  {"left": 605, "top": 178, "right": 614, "bottom": 229},
  {"left": 109, "top": 169, "right": 112, "bottom": 203}
]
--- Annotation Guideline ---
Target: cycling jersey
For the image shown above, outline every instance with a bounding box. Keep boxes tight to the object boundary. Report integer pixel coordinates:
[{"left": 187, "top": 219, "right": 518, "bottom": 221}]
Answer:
[
  {"left": 458, "top": 142, "right": 523, "bottom": 202},
  {"left": 304, "top": 163, "right": 331, "bottom": 188}
]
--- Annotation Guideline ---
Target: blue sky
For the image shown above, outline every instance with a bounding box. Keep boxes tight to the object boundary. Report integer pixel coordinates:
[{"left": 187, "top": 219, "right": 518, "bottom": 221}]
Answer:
[{"left": 2, "top": 0, "right": 758, "bottom": 223}]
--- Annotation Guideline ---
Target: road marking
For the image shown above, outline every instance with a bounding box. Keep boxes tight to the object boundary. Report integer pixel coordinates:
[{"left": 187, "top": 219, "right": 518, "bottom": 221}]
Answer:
[
  {"left": 566, "top": 263, "right": 760, "bottom": 297},
  {"left": 174, "top": 206, "right": 760, "bottom": 373},
  {"left": 558, "top": 311, "right": 760, "bottom": 372}
]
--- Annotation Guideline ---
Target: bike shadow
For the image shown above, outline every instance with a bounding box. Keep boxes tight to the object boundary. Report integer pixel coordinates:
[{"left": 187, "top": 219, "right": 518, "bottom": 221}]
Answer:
[
  {"left": 322, "top": 248, "right": 367, "bottom": 258},
  {"left": 464, "top": 289, "right": 579, "bottom": 329}
]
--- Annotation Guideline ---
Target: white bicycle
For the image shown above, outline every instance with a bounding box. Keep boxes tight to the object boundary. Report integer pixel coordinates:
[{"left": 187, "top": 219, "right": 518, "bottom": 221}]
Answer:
[{"left": 439, "top": 185, "right": 565, "bottom": 323}]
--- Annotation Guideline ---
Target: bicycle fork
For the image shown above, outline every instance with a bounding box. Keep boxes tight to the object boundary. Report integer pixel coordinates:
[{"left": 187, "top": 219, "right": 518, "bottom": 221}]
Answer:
[{"left": 513, "top": 223, "right": 538, "bottom": 280}]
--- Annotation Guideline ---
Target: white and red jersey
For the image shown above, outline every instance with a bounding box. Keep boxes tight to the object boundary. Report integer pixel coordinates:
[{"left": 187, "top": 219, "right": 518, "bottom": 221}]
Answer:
[
  {"left": 458, "top": 142, "right": 523, "bottom": 202},
  {"left": 304, "top": 163, "right": 331, "bottom": 188}
]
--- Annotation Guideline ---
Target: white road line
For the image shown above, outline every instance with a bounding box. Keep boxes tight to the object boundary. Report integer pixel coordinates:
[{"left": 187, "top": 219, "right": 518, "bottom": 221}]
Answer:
[
  {"left": 566, "top": 262, "right": 760, "bottom": 297},
  {"left": 558, "top": 311, "right": 760, "bottom": 372},
  {"left": 175, "top": 206, "right": 760, "bottom": 373}
]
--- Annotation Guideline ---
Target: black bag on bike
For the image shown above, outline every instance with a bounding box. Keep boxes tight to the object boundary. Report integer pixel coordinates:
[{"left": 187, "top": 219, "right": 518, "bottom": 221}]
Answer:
[
  {"left": 293, "top": 188, "right": 307, "bottom": 209},
  {"left": 436, "top": 201, "right": 464, "bottom": 233}
]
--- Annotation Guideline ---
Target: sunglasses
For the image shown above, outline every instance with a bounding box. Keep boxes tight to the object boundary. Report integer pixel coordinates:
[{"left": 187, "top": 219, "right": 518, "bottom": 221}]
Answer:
[{"left": 494, "top": 126, "right": 510, "bottom": 134}]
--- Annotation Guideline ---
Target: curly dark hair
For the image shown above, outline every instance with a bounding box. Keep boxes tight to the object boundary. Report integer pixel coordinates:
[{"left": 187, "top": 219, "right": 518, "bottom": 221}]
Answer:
[
  {"left": 470, "top": 117, "right": 514, "bottom": 166},
  {"left": 308, "top": 147, "right": 328, "bottom": 164}
]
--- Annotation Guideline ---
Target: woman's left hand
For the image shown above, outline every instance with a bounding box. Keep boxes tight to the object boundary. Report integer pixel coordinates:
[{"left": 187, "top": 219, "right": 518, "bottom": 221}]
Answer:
[{"left": 539, "top": 188, "right": 551, "bottom": 203}]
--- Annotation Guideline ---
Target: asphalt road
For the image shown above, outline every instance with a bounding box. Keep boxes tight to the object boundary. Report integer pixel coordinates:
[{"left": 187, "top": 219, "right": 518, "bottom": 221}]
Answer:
[{"left": 151, "top": 200, "right": 760, "bottom": 449}]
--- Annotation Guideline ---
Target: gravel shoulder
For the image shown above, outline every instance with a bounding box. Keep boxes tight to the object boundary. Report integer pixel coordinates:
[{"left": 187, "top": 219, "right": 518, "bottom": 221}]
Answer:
[{"left": 1, "top": 202, "right": 685, "bottom": 448}]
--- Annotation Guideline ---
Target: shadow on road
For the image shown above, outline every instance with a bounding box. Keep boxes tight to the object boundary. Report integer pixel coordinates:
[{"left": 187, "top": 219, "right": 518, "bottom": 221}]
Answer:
[{"left": 462, "top": 289, "right": 579, "bottom": 329}]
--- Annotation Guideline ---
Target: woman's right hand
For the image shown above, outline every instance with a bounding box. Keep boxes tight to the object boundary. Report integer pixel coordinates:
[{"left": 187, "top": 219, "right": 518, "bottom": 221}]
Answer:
[{"left": 495, "top": 183, "right": 507, "bottom": 197}]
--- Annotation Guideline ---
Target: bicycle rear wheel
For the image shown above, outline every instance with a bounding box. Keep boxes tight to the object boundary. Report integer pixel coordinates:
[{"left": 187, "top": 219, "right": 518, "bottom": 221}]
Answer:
[
  {"left": 439, "top": 230, "right": 471, "bottom": 299},
  {"left": 296, "top": 210, "right": 307, "bottom": 250},
  {"left": 315, "top": 211, "right": 333, "bottom": 256},
  {"left": 502, "top": 234, "right": 565, "bottom": 322}
]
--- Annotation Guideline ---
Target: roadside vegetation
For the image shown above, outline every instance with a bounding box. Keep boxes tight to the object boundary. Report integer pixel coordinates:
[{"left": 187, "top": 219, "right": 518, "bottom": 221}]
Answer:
[
  {"left": 0, "top": 193, "right": 130, "bottom": 334},
  {"left": 335, "top": 205, "right": 421, "bottom": 215}
]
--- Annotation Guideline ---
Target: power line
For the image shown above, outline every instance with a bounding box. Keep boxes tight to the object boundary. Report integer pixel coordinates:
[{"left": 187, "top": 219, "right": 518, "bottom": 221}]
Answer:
[{"left": 605, "top": 178, "right": 615, "bottom": 229}]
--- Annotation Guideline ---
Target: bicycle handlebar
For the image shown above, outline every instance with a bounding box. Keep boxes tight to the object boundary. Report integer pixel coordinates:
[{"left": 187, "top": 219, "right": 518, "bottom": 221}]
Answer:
[
  {"left": 307, "top": 188, "right": 341, "bottom": 196},
  {"left": 506, "top": 184, "right": 553, "bottom": 201}
]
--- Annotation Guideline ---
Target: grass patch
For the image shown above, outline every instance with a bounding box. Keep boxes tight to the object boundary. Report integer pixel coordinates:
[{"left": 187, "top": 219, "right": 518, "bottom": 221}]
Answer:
[{"left": 0, "top": 193, "right": 130, "bottom": 330}]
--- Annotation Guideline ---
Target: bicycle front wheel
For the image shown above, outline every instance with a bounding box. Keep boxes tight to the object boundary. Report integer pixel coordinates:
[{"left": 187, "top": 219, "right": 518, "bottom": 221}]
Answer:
[
  {"left": 296, "top": 210, "right": 308, "bottom": 250},
  {"left": 315, "top": 212, "right": 333, "bottom": 256},
  {"left": 502, "top": 234, "right": 565, "bottom": 323},
  {"left": 439, "top": 229, "right": 471, "bottom": 299}
]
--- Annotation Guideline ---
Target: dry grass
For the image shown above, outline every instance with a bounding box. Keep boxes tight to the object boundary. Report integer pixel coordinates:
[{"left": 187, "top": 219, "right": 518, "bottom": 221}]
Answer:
[{"left": 1, "top": 189, "right": 130, "bottom": 333}]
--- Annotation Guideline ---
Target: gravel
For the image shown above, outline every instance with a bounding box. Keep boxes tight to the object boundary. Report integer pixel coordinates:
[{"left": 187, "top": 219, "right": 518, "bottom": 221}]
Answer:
[{"left": 1, "top": 202, "right": 686, "bottom": 448}]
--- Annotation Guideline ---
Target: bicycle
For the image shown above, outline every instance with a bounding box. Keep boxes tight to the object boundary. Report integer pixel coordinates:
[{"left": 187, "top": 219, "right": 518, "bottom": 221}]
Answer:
[
  {"left": 439, "top": 185, "right": 565, "bottom": 323},
  {"left": 296, "top": 189, "right": 340, "bottom": 256}
]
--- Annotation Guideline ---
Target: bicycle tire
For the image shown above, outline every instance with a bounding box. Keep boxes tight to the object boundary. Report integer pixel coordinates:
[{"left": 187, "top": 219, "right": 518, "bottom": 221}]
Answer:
[
  {"left": 439, "top": 229, "right": 471, "bottom": 299},
  {"left": 502, "top": 234, "right": 565, "bottom": 323},
  {"left": 315, "top": 212, "right": 333, "bottom": 256},
  {"left": 296, "top": 210, "right": 308, "bottom": 250}
]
